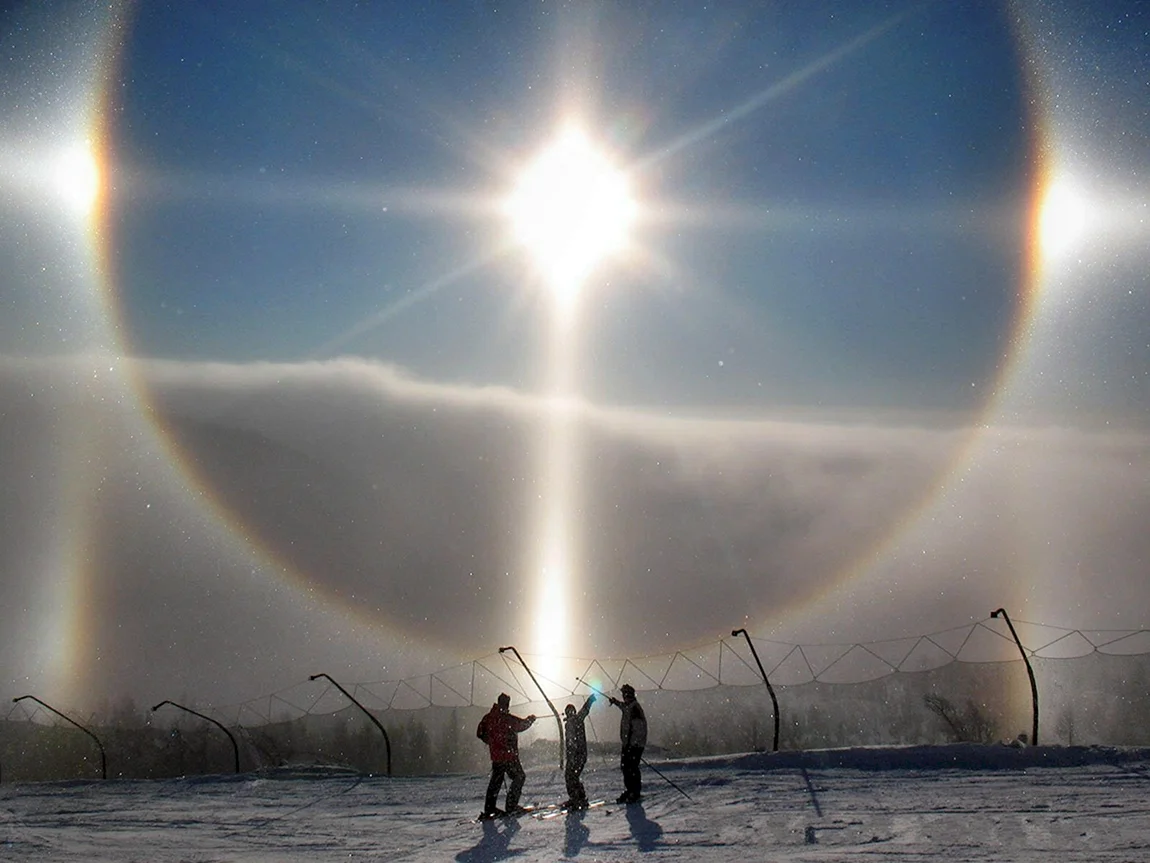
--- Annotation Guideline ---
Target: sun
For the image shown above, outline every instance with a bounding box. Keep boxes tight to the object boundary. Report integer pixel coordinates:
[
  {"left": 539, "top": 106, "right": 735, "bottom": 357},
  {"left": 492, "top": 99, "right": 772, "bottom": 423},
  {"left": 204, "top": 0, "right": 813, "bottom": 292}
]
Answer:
[{"left": 505, "top": 126, "right": 636, "bottom": 308}]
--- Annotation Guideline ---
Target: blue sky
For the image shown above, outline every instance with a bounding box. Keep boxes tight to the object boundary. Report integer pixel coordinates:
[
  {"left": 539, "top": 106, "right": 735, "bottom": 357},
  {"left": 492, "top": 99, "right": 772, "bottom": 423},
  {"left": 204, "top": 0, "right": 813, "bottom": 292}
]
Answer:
[{"left": 110, "top": 0, "right": 1029, "bottom": 412}]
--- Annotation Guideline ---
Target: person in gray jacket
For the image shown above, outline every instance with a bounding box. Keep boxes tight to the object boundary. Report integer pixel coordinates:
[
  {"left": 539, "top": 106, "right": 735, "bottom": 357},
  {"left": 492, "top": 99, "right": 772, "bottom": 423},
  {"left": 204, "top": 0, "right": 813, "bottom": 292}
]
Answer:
[
  {"left": 562, "top": 694, "right": 596, "bottom": 808},
  {"left": 607, "top": 683, "right": 647, "bottom": 803}
]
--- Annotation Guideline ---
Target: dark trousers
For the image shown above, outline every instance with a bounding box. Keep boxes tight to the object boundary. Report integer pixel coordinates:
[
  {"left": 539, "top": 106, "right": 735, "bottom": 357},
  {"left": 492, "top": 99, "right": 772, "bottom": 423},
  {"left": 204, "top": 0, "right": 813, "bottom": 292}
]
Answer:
[
  {"left": 620, "top": 745, "right": 643, "bottom": 800},
  {"left": 564, "top": 753, "right": 588, "bottom": 804},
  {"left": 484, "top": 758, "right": 526, "bottom": 813}
]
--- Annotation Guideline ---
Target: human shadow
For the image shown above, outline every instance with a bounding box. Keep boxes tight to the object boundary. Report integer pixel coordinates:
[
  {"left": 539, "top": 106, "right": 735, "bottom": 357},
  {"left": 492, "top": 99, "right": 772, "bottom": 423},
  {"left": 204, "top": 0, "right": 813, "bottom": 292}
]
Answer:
[
  {"left": 563, "top": 808, "right": 591, "bottom": 857},
  {"left": 455, "top": 816, "right": 522, "bottom": 862},
  {"left": 624, "top": 803, "right": 663, "bottom": 852}
]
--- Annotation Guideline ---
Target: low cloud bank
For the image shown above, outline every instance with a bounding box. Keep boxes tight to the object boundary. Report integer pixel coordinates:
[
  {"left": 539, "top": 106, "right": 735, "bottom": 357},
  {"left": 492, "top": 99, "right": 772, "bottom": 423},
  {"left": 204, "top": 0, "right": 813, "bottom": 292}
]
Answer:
[{"left": 2, "top": 356, "right": 1147, "bottom": 705}]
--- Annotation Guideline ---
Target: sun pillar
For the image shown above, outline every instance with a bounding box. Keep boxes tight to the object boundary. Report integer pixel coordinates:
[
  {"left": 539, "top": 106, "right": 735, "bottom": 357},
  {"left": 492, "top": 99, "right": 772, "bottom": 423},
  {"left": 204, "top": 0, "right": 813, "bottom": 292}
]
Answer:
[
  {"left": 532, "top": 288, "right": 580, "bottom": 683},
  {"left": 506, "top": 126, "right": 635, "bottom": 687}
]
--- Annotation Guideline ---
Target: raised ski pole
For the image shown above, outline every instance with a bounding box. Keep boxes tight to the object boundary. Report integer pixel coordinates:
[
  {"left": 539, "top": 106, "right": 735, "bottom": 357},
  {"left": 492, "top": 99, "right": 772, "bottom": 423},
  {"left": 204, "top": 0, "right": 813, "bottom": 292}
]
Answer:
[
  {"left": 309, "top": 673, "right": 392, "bottom": 776},
  {"left": 990, "top": 608, "right": 1039, "bottom": 746},
  {"left": 575, "top": 679, "right": 611, "bottom": 702},
  {"left": 152, "top": 700, "right": 241, "bottom": 774},
  {"left": 500, "top": 645, "right": 564, "bottom": 770},
  {"left": 732, "top": 628, "right": 781, "bottom": 752},
  {"left": 576, "top": 679, "right": 693, "bottom": 802},
  {"left": 13, "top": 695, "right": 106, "bottom": 779}
]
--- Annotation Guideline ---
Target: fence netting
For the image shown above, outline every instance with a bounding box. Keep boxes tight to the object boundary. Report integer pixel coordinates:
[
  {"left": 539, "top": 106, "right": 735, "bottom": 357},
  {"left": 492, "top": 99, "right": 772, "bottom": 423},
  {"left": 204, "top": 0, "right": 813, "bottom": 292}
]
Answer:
[
  {"left": 184, "top": 617, "right": 1150, "bottom": 721},
  {"left": 5, "top": 617, "right": 1150, "bottom": 781}
]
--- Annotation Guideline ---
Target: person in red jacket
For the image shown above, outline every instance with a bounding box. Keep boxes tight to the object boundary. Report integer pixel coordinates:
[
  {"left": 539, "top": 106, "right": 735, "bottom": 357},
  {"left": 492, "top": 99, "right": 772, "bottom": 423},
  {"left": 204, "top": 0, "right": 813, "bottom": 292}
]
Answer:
[{"left": 476, "top": 693, "right": 536, "bottom": 817}]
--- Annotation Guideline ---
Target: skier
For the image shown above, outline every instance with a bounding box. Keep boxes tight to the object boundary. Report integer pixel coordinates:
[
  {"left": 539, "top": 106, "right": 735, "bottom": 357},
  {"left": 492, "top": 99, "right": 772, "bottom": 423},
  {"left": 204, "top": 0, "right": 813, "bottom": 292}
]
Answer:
[
  {"left": 476, "top": 693, "right": 536, "bottom": 818},
  {"left": 562, "top": 694, "right": 596, "bottom": 808},
  {"left": 607, "top": 683, "right": 646, "bottom": 804}
]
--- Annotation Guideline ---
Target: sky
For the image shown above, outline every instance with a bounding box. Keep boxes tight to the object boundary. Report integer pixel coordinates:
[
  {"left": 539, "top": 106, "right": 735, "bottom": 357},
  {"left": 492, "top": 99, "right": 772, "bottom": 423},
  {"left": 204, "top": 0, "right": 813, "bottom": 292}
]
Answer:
[
  {"left": 3, "top": 745, "right": 1150, "bottom": 861},
  {"left": 0, "top": 0, "right": 1148, "bottom": 712}
]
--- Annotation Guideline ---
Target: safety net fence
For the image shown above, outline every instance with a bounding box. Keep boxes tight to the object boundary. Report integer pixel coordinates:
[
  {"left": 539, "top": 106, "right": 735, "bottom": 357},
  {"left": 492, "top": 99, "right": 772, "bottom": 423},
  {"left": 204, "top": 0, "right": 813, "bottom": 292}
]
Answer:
[{"left": 5, "top": 618, "right": 1150, "bottom": 781}]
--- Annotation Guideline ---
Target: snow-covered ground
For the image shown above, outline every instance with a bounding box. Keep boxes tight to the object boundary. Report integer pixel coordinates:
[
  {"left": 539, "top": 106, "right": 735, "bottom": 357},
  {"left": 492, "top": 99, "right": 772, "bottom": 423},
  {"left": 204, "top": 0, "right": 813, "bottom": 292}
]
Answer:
[{"left": 3, "top": 745, "right": 1149, "bottom": 862}]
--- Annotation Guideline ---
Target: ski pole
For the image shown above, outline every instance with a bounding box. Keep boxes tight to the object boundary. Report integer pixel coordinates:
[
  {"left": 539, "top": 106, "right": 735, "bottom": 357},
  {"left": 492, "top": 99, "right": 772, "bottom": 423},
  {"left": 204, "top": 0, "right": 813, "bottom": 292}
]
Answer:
[
  {"left": 640, "top": 755, "right": 692, "bottom": 801},
  {"left": 576, "top": 678, "right": 693, "bottom": 802},
  {"left": 576, "top": 678, "right": 607, "bottom": 699}
]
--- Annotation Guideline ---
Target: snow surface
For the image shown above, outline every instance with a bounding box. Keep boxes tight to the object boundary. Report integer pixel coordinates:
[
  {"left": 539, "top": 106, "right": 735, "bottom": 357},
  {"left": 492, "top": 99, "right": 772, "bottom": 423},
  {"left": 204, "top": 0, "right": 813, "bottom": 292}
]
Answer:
[{"left": 3, "top": 744, "right": 1149, "bottom": 862}]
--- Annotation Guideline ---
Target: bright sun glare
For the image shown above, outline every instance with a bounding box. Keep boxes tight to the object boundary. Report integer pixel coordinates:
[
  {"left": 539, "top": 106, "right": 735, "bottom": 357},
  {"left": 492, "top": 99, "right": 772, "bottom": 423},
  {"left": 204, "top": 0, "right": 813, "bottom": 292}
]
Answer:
[
  {"left": 506, "top": 127, "right": 636, "bottom": 305},
  {"left": 1038, "top": 175, "right": 1088, "bottom": 264},
  {"left": 53, "top": 140, "right": 100, "bottom": 217}
]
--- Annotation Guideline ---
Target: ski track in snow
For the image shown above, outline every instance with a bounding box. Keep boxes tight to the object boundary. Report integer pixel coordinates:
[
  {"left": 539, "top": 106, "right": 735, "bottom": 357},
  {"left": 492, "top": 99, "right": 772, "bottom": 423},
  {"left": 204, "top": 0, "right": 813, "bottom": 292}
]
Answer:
[{"left": 2, "top": 747, "right": 1149, "bottom": 862}]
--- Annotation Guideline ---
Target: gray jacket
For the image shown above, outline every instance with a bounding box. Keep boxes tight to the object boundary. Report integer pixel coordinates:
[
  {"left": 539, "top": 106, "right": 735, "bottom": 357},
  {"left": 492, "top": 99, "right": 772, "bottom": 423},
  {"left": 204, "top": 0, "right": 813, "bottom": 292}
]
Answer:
[{"left": 618, "top": 698, "right": 647, "bottom": 749}]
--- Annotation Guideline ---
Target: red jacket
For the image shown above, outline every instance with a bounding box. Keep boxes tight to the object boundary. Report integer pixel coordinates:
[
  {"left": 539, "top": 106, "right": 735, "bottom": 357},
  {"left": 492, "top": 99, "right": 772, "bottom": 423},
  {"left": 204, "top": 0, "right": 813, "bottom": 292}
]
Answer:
[{"left": 477, "top": 704, "right": 534, "bottom": 763}]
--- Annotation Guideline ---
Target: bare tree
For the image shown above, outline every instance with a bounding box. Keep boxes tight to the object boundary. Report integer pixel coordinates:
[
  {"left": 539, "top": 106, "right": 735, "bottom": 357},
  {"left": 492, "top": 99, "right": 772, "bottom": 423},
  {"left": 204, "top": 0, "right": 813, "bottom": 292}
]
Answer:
[{"left": 923, "top": 694, "right": 998, "bottom": 744}]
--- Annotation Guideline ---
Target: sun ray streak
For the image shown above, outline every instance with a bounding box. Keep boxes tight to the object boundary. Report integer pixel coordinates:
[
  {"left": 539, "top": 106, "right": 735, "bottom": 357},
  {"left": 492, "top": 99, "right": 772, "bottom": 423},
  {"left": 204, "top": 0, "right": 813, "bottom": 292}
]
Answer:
[
  {"left": 114, "top": 163, "right": 495, "bottom": 217},
  {"left": 637, "top": 10, "right": 909, "bottom": 170},
  {"left": 309, "top": 249, "right": 506, "bottom": 358}
]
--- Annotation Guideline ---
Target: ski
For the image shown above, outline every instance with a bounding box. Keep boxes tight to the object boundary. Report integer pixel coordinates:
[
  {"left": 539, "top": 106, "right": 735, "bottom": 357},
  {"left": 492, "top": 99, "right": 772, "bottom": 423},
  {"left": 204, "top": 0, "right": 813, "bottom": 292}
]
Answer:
[
  {"left": 535, "top": 799, "right": 607, "bottom": 820},
  {"left": 473, "top": 804, "right": 543, "bottom": 823}
]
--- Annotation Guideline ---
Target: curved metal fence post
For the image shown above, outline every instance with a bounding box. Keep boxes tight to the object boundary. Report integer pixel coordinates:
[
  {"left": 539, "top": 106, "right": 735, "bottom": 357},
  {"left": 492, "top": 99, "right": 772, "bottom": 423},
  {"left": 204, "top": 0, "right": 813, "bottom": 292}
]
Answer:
[
  {"left": 13, "top": 695, "right": 107, "bottom": 779},
  {"left": 732, "top": 628, "right": 781, "bottom": 752},
  {"left": 310, "top": 673, "right": 392, "bottom": 776},
  {"left": 991, "top": 608, "right": 1039, "bottom": 745},
  {"left": 152, "top": 700, "right": 241, "bottom": 773},
  {"left": 499, "top": 646, "right": 564, "bottom": 770}
]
